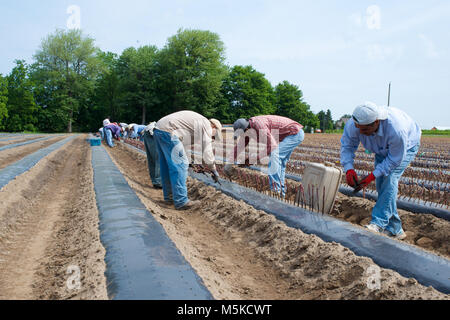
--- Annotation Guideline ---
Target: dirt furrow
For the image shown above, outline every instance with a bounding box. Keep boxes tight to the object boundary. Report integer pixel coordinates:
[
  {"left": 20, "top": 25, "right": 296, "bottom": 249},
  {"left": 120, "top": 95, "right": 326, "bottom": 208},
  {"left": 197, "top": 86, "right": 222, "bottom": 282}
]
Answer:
[
  {"left": 0, "top": 135, "right": 68, "bottom": 170},
  {"left": 232, "top": 166, "right": 450, "bottom": 259},
  {"left": 0, "top": 136, "right": 45, "bottom": 147},
  {"left": 331, "top": 194, "right": 450, "bottom": 258},
  {"left": 0, "top": 135, "right": 107, "bottom": 300},
  {"left": 105, "top": 143, "right": 295, "bottom": 299},
  {"left": 108, "top": 143, "right": 449, "bottom": 299}
]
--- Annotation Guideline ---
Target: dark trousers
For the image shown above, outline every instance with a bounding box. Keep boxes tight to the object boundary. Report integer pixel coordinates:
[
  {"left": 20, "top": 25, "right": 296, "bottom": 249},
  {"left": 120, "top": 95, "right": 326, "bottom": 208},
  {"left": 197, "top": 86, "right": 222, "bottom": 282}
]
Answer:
[{"left": 143, "top": 131, "right": 162, "bottom": 188}]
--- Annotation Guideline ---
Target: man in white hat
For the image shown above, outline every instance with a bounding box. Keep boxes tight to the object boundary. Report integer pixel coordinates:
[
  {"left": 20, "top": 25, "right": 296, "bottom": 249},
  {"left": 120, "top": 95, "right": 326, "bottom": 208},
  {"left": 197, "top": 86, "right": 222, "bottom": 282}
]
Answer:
[{"left": 340, "top": 102, "right": 421, "bottom": 240}]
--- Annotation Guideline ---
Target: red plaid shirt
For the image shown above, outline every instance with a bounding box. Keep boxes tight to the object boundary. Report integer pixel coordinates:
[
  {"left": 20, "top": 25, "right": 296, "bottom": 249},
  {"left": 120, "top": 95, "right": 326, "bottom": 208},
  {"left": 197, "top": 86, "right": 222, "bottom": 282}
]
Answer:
[{"left": 233, "top": 115, "right": 303, "bottom": 160}]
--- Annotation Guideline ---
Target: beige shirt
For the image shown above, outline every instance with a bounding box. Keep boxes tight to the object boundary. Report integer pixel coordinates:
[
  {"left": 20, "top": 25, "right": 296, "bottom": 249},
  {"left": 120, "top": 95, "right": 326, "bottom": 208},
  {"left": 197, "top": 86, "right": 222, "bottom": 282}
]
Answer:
[{"left": 156, "top": 110, "right": 216, "bottom": 170}]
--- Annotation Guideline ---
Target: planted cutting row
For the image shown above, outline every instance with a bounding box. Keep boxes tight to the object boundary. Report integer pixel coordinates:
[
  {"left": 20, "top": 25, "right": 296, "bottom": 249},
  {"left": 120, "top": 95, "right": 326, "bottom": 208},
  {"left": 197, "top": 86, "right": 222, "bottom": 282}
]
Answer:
[
  {"left": 215, "top": 164, "right": 329, "bottom": 215},
  {"left": 286, "top": 159, "right": 449, "bottom": 208},
  {"left": 125, "top": 139, "right": 449, "bottom": 209},
  {"left": 288, "top": 153, "right": 450, "bottom": 183}
]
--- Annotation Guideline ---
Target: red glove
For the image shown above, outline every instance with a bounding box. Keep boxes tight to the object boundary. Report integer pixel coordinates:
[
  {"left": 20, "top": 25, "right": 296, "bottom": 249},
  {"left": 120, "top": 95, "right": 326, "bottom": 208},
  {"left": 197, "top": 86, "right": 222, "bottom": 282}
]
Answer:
[
  {"left": 346, "top": 169, "right": 358, "bottom": 187},
  {"left": 358, "top": 173, "right": 376, "bottom": 189}
]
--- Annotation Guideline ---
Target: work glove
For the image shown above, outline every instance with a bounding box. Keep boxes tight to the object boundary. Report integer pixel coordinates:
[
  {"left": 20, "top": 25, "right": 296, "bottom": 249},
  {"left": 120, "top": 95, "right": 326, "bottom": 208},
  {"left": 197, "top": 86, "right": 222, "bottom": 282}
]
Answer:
[
  {"left": 346, "top": 169, "right": 358, "bottom": 187},
  {"left": 211, "top": 170, "right": 220, "bottom": 184},
  {"left": 353, "top": 173, "right": 376, "bottom": 193},
  {"left": 359, "top": 173, "right": 375, "bottom": 187}
]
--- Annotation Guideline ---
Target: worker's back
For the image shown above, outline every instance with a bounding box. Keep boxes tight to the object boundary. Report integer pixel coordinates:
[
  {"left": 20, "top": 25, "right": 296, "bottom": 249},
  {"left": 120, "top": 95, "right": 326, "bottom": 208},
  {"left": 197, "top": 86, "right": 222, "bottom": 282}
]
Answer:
[{"left": 156, "top": 110, "right": 212, "bottom": 140}]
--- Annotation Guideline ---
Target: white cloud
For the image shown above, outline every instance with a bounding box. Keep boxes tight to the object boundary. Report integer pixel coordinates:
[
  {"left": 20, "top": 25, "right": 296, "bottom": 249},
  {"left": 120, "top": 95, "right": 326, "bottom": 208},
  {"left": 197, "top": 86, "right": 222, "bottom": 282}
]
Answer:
[
  {"left": 366, "top": 44, "right": 403, "bottom": 61},
  {"left": 418, "top": 34, "right": 439, "bottom": 59},
  {"left": 227, "top": 37, "right": 352, "bottom": 62},
  {"left": 389, "top": 3, "right": 450, "bottom": 35},
  {"left": 349, "top": 13, "right": 363, "bottom": 27}
]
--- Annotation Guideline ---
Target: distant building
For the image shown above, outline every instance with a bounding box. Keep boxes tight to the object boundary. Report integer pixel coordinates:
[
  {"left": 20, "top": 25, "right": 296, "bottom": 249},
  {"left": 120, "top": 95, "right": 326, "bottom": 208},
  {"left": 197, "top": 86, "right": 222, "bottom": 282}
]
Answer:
[
  {"left": 431, "top": 126, "right": 450, "bottom": 130},
  {"left": 335, "top": 115, "right": 351, "bottom": 129}
]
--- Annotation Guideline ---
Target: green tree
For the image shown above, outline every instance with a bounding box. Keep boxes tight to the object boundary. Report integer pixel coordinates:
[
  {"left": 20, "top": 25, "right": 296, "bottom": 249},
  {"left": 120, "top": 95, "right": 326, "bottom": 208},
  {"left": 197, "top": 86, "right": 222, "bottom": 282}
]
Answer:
[
  {"left": 96, "top": 51, "right": 120, "bottom": 121},
  {"left": 32, "top": 29, "right": 101, "bottom": 132},
  {"left": 326, "top": 109, "right": 334, "bottom": 130},
  {"left": 274, "top": 80, "right": 319, "bottom": 129},
  {"left": 157, "top": 28, "right": 227, "bottom": 118},
  {"left": 5, "top": 60, "right": 38, "bottom": 132},
  {"left": 317, "top": 109, "right": 334, "bottom": 132},
  {"left": 78, "top": 50, "right": 122, "bottom": 131},
  {"left": 0, "top": 74, "right": 7, "bottom": 129},
  {"left": 116, "top": 46, "right": 159, "bottom": 124},
  {"left": 216, "top": 65, "right": 275, "bottom": 123},
  {"left": 317, "top": 110, "right": 326, "bottom": 132}
]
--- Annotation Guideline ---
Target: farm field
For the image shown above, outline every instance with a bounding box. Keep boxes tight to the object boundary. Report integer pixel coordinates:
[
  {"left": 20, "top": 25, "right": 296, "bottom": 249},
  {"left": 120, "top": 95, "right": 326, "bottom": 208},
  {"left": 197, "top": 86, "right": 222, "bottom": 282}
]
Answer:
[{"left": 0, "top": 132, "right": 448, "bottom": 300}]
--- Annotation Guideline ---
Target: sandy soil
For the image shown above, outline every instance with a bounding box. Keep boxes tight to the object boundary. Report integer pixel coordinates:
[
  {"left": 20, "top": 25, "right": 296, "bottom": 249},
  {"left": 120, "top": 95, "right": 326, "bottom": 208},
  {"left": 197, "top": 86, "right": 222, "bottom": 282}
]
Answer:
[
  {"left": 110, "top": 142, "right": 449, "bottom": 299},
  {"left": 331, "top": 194, "right": 450, "bottom": 259},
  {"left": 0, "top": 135, "right": 107, "bottom": 300},
  {"left": 0, "top": 135, "right": 45, "bottom": 147},
  {"left": 0, "top": 135, "right": 68, "bottom": 170},
  {"left": 229, "top": 166, "right": 450, "bottom": 259}
]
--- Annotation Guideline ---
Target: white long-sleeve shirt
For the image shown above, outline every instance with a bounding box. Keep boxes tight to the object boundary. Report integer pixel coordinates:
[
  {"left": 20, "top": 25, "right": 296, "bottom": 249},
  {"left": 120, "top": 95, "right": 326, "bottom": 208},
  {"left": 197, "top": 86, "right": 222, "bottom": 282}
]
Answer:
[
  {"left": 156, "top": 110, "right": 216, "bottom": 170},
  {"left": 340, "top": 107, "right": 421, "bottom": 177}
]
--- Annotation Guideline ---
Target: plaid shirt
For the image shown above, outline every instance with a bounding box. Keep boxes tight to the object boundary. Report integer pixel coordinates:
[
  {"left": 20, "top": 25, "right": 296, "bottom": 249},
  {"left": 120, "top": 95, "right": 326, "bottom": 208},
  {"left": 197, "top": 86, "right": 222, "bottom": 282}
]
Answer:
[{"left": 233, "top": 115, "right": 303, "bottom": 160}]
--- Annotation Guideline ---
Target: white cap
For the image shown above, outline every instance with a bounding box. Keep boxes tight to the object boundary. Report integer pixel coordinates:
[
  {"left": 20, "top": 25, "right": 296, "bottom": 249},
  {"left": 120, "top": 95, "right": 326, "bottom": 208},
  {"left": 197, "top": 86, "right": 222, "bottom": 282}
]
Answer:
[
  {"left": 352, "top": 102, "right": 388, "bottom": 125},
  {"left": 210, "top": 119, "right": 223, "bottom": 141},
  {"left": 103, "top": 119, "right": 110, "bottom": 127}
]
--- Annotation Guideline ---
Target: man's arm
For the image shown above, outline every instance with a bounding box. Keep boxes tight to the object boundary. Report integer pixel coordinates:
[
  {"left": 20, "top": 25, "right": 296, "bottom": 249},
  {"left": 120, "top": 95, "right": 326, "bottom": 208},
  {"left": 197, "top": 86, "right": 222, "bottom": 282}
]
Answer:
[
  {"left": 232, "top": 134, "right": 251, "bottom": 164},
  {"left": 263, "top": 128, "right": 278, "bottom": 159},
  {"left": 340, "top": 120, "right": 360, "bottom": 172},
  {"left": 201, "top": 123, "right": 217, "bottom": 171}
]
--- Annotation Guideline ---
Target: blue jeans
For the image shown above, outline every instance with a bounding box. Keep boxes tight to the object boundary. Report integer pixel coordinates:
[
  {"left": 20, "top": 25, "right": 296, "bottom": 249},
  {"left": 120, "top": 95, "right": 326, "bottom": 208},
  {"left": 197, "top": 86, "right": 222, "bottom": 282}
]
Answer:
[
  {"left": 143, "top": 131, "right": 162, "bottom": 188},
  {"left": 153, "top": 129, "right": 189, "bottom": 209},
  {"left": 104, "top": 128, "right": 115, "bottom": 147},
  {"left": 371, "top": 144, "right": 420, "bottom": 235},
  {"left": 268, "top": 129, "right": 305, "bottom": 196},
  {"left": 99, "top": 129, "right": 105, "bottom": 140}
]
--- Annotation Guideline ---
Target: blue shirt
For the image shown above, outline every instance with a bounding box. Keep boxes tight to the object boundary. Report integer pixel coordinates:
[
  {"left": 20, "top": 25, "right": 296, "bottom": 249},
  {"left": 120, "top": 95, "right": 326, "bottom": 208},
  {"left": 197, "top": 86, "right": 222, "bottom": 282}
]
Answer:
[
  {"left": 340, "top": 107, "right": 421, "bottom": 178},
  {"left": 133, "top": 125, "right": 146, "bottom": 136}
]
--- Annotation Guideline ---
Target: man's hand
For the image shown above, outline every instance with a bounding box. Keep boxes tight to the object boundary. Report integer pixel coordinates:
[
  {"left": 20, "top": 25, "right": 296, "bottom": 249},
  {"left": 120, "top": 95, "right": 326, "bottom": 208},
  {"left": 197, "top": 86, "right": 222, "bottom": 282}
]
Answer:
[
  {"left": 346, "top": 169, "right": 358, "bottom": 187},
  {"left": 358, "top": 173, "right": 376, "bottom": 188},
  {"left": 353, "top": 173, "right": 376, "bottom": 193},
  {"left": 211, "top": 170, "right": 220, "bottom": 184}
]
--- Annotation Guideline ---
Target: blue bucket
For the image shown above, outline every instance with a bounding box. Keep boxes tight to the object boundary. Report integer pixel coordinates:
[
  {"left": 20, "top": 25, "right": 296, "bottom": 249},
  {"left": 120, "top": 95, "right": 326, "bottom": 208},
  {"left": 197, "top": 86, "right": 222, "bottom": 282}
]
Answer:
[{"left": 89, "top": 138, "right": 101, "bottom": 146}]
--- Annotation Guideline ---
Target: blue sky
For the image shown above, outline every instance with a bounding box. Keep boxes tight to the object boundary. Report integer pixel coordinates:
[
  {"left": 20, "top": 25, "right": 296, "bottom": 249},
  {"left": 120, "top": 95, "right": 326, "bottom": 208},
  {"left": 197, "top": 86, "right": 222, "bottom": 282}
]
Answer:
[{"left": 1, "top": 0, "right": 449, "bottom": 128}]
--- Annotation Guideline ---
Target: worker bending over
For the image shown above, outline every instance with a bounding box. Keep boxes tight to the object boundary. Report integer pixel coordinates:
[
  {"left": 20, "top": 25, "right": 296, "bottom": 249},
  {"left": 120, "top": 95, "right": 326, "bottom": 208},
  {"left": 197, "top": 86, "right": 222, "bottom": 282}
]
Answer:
[
  {"left": 103, "top": 123, "right": 122, "bottom": 148},
  {"left": 128, "top": 124, "right": 146, "bottom": 141},
  {"left": 153, "top": 110, "right": 222, "bottom": 210},
  {"left": 226, "top": 115, "right": 304, "bottom": 197},
  {"left": 143, "top": 121, "right": 162, "bottom": 189},
  {"left": 340, "top": 102, "right": 421, "bottom": 240}
]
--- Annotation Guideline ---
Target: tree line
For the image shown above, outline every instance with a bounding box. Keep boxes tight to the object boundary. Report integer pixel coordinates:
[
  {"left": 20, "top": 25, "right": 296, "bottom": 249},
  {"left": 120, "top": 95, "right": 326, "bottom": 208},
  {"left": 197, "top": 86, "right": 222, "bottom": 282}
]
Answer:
[{"left": 0, "top": 28, "right": 338, "bottom": 133}]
